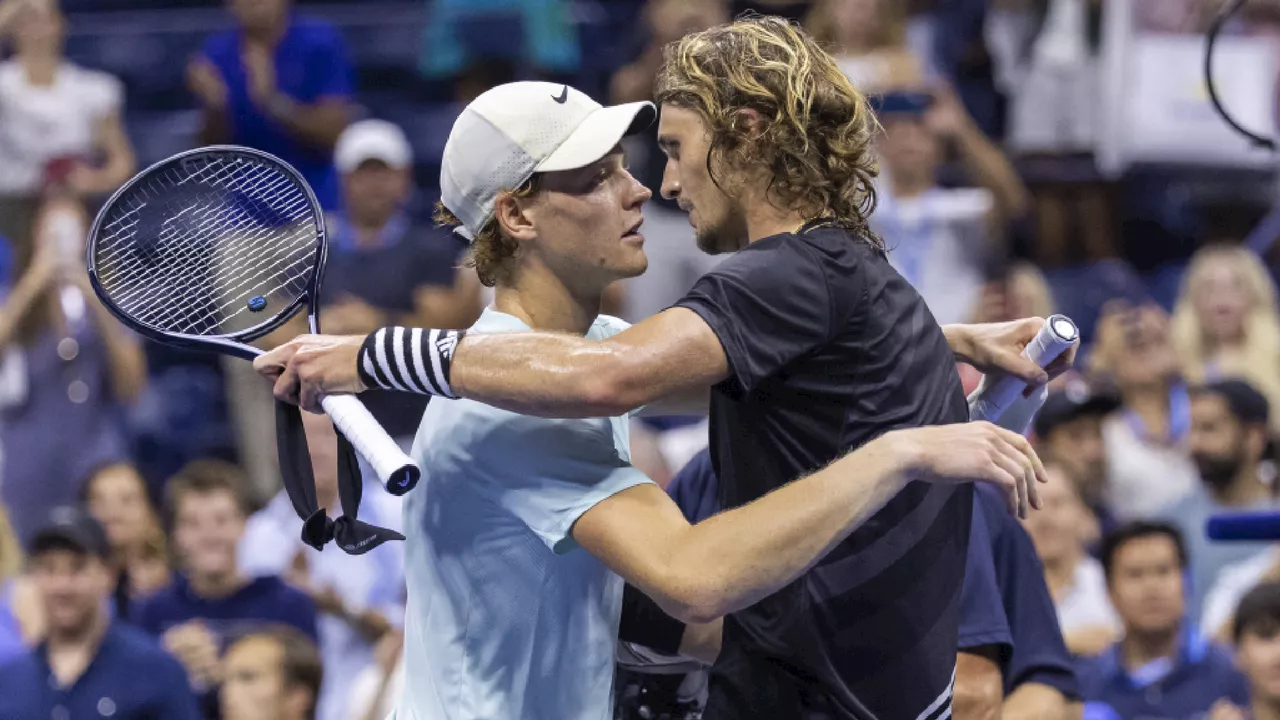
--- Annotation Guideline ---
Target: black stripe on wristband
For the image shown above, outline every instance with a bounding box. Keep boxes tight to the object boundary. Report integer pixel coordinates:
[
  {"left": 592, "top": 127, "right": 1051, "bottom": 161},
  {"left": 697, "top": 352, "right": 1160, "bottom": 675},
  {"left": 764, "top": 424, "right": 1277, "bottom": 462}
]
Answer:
[{"left": 357, "top": 327, "right": 465, "bottom": 399}]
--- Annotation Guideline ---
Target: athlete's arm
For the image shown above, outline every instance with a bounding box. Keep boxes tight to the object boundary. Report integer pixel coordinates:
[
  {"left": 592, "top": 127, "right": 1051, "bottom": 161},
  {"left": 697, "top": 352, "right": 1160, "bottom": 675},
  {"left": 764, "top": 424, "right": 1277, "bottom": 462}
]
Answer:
[
  {"left": 572, "top": 422, "right": 1043, "bottom": 624},
  {"left": 953, "top": 648, "right": 1004, "bottom": 720},
  {"left": 254, "top": 315, "right": 1065, "bottom": 417}
]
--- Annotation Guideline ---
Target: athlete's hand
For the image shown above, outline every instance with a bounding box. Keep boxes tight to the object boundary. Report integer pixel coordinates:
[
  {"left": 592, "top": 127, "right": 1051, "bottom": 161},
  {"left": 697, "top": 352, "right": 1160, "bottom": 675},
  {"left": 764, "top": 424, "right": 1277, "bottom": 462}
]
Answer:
[
  {"left": 888, "top": 421, "right": 1047, "bottom": 518},
  {"left": 945, "top": 318, "right": 1078, "bottom": 393},
  {"left": 254, "top": 333, "right": 367, "bottom": 412}
]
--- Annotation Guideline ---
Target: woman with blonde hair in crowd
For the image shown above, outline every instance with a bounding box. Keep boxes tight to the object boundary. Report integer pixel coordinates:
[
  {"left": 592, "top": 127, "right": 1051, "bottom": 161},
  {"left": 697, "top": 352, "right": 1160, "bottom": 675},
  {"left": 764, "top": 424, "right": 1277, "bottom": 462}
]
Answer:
[
  {"left": 82, "top": 462, "right": 171, "bottom": 615},
  {"left": 1172, "top": 244, "right": 1280, "bottom": 434},
  {"left": 0, "top": 503, "right": 41, "bottom": 664},
  {"left": 804, "top": 0, "right": 931, "bottom": 92}
]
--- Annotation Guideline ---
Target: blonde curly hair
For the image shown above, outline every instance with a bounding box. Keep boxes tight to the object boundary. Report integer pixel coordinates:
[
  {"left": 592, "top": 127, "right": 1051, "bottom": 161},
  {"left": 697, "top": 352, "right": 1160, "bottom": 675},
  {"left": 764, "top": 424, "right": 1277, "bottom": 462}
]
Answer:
[
  {"left": 654, "top": 15, "right": 883, "bottom": 249},
  {"left": 433, "top": 175, "right": 542, "bottom": 288}
]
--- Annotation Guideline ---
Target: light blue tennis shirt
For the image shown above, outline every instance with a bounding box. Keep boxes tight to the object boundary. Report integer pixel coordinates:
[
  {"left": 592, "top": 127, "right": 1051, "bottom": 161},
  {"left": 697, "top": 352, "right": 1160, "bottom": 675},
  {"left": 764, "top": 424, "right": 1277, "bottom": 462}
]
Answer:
[{"left": 394, "top": 308, "right": 653, "bottom": 720}]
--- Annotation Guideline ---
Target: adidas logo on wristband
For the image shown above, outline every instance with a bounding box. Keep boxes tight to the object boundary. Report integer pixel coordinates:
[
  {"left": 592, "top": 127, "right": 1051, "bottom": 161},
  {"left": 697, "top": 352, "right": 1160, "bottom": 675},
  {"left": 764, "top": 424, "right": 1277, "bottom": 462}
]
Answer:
[{"left": 358, "top": 327, "right": 466, "bottom": 399}]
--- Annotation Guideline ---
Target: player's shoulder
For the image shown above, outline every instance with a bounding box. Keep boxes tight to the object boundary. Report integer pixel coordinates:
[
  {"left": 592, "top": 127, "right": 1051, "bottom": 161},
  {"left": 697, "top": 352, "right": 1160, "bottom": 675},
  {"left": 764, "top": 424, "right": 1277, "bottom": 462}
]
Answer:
[{"left": 288, "top": 14, "right": 348, "bottom": 49}]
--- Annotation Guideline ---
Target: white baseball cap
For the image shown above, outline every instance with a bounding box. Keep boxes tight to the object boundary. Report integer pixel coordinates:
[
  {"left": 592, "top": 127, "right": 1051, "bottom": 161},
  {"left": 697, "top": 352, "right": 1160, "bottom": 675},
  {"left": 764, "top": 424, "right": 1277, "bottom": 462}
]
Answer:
[
  {"left": 440, "top": 82, "right": 656, "bottom": 241},
  {"left": 335, "top": 119, "right": 413, "bottom": 173}
]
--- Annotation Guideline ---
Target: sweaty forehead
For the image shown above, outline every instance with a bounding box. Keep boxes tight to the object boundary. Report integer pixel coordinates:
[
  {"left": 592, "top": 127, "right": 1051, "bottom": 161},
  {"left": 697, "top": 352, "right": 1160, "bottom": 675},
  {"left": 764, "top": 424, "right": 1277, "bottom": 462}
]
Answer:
[{"left": 657, "top": 105, "right": 706, "bottom": 139}]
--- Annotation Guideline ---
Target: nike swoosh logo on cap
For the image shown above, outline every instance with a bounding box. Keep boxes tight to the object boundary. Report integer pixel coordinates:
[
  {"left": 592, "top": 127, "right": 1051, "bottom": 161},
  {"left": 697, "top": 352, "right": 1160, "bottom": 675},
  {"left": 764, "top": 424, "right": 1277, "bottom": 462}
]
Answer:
[{"left": 553, "top": 85, "right": 568, "bottom": 104}]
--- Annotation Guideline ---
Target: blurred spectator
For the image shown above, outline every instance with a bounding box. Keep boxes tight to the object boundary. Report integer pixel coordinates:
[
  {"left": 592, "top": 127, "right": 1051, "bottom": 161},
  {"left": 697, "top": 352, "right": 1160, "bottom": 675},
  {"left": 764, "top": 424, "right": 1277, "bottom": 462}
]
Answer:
[
  {"left": 220, "top": 626, "right": 322, "bottom": 720},
  {"left": 871, "top": 86, "right": 1030, "bottom": 325},
  {"left": 613, "top": 0, "right": 728, "bottom": 324},
  {"left": 82, "top": 462, "right": 170, "bottom": 615},
  {"left": 239, "top": 411, "right": 403, "bottom": 720},
  {"left": 804, "top": 0, "right": 932, "bottom": 93},
  {"left": 0, "top": 501, "right": 38, "bottom": 665},
  {"left": 1160, "top": 380, "right": 1277, "bottom": 625},
  {"left": 1032, "top": 379, "right": 1122, "bottom": 539},
  {"left": 1172, "top": 245, "right": 1280, "bottom": 435},
  {"left": 188, "top": 0, "right": 354, "bottom": 210},
  {"left": 343, "top": 628, "right": 404, "bottom": 720},
  {"left": 1088, "top": 304, "right": 1198, "bottom": 519},
  {"left": 0, "top": 507, "right": 200, "bottom": 719},
  {"left": 1211, "top": 581, "right": 1280, "bottom": 720},
  {"left": 0, "top": 197, "right": 146, "bottom": 543},
  {"left": 0, "top": 0, "right": 136, "bottom": 248},
  {"left": 134, "top": 460, "right": 317, "bottom": 703},
  {"left": 956, "top": 483, "right": 1080, "bottom": 720},
  {"left": 959, "top": 261, "right": 1056, "bottom": 392},
  {"left": 419, "top": 0, "right": 580, "bottom": 82},
  {"left": 325, "top": 118, "right": 480, "bottom": 435},
  {"left": 1080, "top": 521, "right": 1249, "bottom": 719},
  {"left": 1022, "top": 462, "right": 1119, "bottom": 657}
]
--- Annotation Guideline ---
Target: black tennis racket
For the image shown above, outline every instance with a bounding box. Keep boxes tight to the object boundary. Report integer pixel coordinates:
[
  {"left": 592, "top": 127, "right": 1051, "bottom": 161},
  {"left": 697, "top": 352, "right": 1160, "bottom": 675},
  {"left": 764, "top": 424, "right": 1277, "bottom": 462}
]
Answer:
[{"left": 86, "top": 145, "right": 420, "bottom": 493}]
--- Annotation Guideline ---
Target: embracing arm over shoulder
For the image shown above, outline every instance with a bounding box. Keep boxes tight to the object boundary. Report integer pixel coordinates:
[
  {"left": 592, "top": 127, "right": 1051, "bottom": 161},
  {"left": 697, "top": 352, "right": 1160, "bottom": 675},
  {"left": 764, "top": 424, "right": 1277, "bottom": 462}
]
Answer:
[{"left": 574, "top": 420, "right": 1043, "bottom": 624}]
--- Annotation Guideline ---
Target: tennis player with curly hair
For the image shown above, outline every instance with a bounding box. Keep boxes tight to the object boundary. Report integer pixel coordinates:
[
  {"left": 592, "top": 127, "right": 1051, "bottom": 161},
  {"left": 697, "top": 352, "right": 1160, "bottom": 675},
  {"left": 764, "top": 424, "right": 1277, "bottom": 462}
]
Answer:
[{"left": 259, "top": 16, "right": 1072, "bottom": 720}]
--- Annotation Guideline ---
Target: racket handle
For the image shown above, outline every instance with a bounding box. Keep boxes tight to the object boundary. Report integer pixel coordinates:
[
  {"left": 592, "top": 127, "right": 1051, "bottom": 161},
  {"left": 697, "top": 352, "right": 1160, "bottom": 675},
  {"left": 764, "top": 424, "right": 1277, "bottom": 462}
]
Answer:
[
  {"left": 968, "top": 315, "right": 1080, "bottom": 424},
  {"left": 319, "top": 394, "right": 421, "bottom": 496}
]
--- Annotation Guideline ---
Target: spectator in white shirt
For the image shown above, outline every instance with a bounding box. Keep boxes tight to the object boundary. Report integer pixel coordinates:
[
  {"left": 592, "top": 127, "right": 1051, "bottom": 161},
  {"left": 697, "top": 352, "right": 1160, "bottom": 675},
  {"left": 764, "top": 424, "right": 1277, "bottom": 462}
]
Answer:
[
  {"left": 1088, "top": 303, "right": 1199, "bottom": 519},
  {"left": 1023, "top": 462, "right": 1121, "bottom": 656},
  {"left": 871, "top": 86, "right": 1029, "bottom": 325},
  {"left": 238, "top": 410, "right": 404, "bottom": 720},
  {"left": 0, "top": 0, "right": 135, "bottom": 247}
]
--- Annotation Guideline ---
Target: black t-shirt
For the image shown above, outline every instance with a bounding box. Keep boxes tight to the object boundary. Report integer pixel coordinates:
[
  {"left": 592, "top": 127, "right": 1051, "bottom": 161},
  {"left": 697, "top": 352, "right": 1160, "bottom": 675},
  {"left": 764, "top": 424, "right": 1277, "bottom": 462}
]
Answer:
[{"left": 674, "top": 225, "right": 972, "bottom": 720}]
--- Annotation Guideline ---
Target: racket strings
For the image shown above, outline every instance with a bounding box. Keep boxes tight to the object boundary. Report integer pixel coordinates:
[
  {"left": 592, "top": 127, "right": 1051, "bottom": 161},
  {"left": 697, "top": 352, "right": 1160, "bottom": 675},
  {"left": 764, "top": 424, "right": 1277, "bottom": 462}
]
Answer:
[{"left": 93, "top": 154, "right": 319, "bottom": 337}]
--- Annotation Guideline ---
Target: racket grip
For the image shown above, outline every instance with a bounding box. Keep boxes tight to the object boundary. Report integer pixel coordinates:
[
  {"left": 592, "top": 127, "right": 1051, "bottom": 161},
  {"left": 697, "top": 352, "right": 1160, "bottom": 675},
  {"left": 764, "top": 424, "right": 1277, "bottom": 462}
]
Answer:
[
  {"left": 319, "top": 394, "right": 421, "bottom": 496},
  {"left": 968, "top": 314, "right": 1080, "bottom": 424}
]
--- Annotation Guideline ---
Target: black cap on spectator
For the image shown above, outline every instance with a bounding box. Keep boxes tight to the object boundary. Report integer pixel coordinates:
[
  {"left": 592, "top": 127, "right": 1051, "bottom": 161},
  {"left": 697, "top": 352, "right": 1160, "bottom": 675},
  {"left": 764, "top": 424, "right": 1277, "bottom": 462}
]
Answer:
[
  {"left": 1192, "top": 379, "right": 1270, "bottom": 427},
  {"left": 28, "top": 506, "right": 109, "bottom": 559},
  {"left": 1233, "top": 580, "right": 1280, "bottom": 643},
  {"left": 1033, "top": 379, "right": 1122, "bottom": 438}
]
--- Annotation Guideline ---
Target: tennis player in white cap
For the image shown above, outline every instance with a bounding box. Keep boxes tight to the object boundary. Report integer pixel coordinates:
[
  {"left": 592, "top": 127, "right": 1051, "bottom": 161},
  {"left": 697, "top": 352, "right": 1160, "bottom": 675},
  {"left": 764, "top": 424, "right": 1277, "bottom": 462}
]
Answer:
[{"left": 261, "top": 80, "right": 1046, "bottom": 720}]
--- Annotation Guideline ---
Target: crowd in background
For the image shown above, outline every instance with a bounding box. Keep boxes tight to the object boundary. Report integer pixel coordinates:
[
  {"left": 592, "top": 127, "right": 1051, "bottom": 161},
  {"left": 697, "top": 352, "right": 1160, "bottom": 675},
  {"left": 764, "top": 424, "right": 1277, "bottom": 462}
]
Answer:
[{"left": 0, "top": 0, "right": 1278, "bottom": 718}]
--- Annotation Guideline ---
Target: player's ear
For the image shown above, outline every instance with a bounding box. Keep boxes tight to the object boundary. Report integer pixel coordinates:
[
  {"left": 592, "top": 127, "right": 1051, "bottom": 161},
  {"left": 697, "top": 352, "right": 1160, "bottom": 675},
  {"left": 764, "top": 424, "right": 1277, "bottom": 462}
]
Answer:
[{"left": 493, "top": 191, "right": 537, "bottom": 244}]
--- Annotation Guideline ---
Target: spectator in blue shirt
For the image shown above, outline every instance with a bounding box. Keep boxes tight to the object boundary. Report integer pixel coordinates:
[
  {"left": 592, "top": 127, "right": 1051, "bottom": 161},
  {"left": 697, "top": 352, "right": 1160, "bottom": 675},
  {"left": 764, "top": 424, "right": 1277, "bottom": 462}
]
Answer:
[
  {"left": 133, "top": 460, "right": 318, "bottom": 706},
  {"left": 220, "top": 626, "right": 322, "bottom": 720},
  {"left": 187, "top": 0, "right": 354, "bottom": 210},
  {"left": 0, "top": 506, "right": 200, "bottom": 720},
  {"left": 1212, "top": 581, "right": 1280, "bottom": 720},
  {"left": 1079, "top": 521, "right": 1249, "bottom": 720},
  {"left": 956, "top": 483, "right": 1081, "bottom": 720}
]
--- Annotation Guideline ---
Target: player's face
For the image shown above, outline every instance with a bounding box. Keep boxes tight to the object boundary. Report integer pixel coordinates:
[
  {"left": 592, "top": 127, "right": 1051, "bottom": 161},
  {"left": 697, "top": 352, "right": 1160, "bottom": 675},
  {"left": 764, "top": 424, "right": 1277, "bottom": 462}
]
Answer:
[
  {"left": 13, "top": 2, "right": 64, "bottom": 56},
  {"left": 29, "top": 549, "right": 111, "bottom": 636},
  {"left": 1237, "top": 625, "right": 1280, "bottom": 703},
  {"left": 1021, "top": 466, "right": 1084, "bottom": 563},
  {"left": 521, "top": 150, "right": 651, "bottom": 289},
  {"left": 1108, "top": 535, "right": 1184, "bottom": 635},
  {"left": 174, "top": 490, "right": 245, "bottom": 580},
  {"left": 86, "top": 464, "right": 154, "bottom": 552},
  {"left": 658, "top": 104, "right": 749, "bottom": 255},
  {"left": 1193, "top": 257, "right": 1252, "bottom": 344},
  {"left": 221, "top": 638, "right": 292, "bottom": 720}
]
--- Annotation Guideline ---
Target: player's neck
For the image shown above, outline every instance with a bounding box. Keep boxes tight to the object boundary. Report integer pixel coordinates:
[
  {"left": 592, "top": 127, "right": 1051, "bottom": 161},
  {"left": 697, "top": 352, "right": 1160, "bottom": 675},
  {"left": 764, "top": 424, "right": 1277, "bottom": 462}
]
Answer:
[
  {"left": 494, "top": 263, "right": 601, "bottom": 336},
  {"left": 741, "top": 192, "right": 822, "bottom": 244},
  {"left": 20, "top": 53, "right": 58, "bottom": 86}
]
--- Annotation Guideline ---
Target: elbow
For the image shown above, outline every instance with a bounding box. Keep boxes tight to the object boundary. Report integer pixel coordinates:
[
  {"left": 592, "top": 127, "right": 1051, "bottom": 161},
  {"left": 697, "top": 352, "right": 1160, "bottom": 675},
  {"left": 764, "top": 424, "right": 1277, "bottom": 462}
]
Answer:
[
  {"left": 578, "top": 352, "right": 649, "bottom": 416},
  {"left": 651, "top": 566, "right": 730, "bottom": 625}
]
